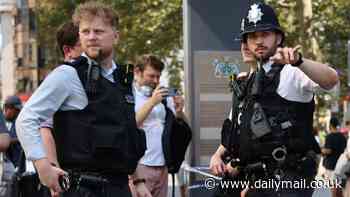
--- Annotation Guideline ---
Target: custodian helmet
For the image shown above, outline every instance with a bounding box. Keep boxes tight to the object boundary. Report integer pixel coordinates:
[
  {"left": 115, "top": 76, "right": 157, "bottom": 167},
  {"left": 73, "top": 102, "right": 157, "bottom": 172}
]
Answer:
[{"left": 240, "top": 3, "right": 284, "bottom": 43}]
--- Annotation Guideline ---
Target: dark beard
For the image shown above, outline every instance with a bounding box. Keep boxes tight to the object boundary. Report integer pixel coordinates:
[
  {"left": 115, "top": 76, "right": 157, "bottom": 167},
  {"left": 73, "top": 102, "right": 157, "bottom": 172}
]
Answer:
[
  {"left": 5, "top": 116, "right": 15, "bottom": 122},
  {"left": 86, "top": 48, "right": 111, "bottom": 63},
  {"left": 255, "top": 45, "right": 278, "bottom": 64}
]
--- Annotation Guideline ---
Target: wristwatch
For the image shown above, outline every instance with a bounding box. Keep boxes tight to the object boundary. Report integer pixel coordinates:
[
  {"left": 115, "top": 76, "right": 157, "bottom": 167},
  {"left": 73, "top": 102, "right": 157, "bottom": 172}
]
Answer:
[
  {"left": 133, "top": 178, "right": 146, "bottom": 185},
  {"left": 291, "top": 52, "right": 303, "bottom": 67}
]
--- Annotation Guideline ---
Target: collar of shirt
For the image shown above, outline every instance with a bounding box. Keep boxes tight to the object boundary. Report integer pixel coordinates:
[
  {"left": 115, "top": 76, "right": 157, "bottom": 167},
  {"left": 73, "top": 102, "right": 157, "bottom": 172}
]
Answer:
[
  {"left": 133, "top": 82, "right": 147, "bottom": 98},
  {"left": 5, "top": 121, "right": 12, "bottom": 131},
  {"left": 262, "top": 60, "right": 274, "bottom": 73},
  {"left": 100, "top": 62, "right": 117, "bottom": 78},
  {"left": 81, "top": 52, "right": 118, "bottom": 82}
]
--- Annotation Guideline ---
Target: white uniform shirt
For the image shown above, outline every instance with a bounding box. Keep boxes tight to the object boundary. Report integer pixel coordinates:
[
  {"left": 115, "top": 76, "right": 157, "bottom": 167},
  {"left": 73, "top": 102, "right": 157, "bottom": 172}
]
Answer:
[
  {"left": 134, "top": 86, "right": 175, "bottom": 166},
  {"left": 229, "top": 63, "right": 319, "bottom": 120}
]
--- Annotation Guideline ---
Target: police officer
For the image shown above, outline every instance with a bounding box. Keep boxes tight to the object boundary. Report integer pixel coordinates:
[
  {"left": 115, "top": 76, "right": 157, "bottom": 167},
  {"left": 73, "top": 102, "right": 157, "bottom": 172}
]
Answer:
[
  {"left": 210, "top": 42, "right": 256, "bottom": 197},
  {"left": 39, "top": 21, "right": 82, "bottom": 197},
  {"left": 211, "top": 3, "right": 338, "bottom": 197},
  {"left": 39, "top": 20, "right": 82, "bottom": 169},
  {"left": 16, "top": 2, "right": 145, "bottom": 197}
]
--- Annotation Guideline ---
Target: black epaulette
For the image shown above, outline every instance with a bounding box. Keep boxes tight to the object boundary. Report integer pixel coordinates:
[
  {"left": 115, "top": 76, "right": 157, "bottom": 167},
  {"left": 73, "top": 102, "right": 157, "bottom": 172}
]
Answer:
[
  {"left": 116, "top": 64, "right": 134, "bottom": 87},
  {"left": 62, "top": 56, "right": 89, "bottom": 68},
  {"left": 63, "top": 56, "right": 100, "bottom": 96}
]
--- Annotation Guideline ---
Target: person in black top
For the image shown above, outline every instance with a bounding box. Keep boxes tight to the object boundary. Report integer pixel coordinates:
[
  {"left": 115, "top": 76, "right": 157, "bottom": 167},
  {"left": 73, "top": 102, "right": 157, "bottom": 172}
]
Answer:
[
  {"left": 3, "top": 95, "right": 23, "bottom": 167},
  {"left": 322, "top": 117, "right": 346, "bottom": 197},
  {"left": 0, "top": 110, "right": 11, "bottom": 197}
]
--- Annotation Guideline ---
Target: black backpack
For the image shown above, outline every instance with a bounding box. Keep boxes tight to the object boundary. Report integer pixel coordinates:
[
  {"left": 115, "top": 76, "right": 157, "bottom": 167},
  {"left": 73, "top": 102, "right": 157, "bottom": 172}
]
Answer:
[
  {"left": 161, "top": 100, "right": 192, "bottom": 197},
  {"left": 161, "top": 100, "right": 192, "bottom": 174}
]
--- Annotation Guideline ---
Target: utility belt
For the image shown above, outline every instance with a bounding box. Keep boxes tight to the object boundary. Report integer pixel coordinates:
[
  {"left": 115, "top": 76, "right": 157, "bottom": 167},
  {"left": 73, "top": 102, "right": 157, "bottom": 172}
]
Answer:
[
  {"left": 59, "top": 170, "right": 128, "bottom": 191},
  {"left": 234, "top": 150, "right": 317, "bottom": 182}
]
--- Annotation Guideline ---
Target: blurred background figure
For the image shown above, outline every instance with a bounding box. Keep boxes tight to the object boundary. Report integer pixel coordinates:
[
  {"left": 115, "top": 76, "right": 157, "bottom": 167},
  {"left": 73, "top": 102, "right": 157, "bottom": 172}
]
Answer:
[
  {"left": 322, "top": 117, "right": 346, "bottom": 197},
  {"left": 340, "top": 121, "right": 350, "bottom": 139},
  {"left": 0, "top": 95, "right": 22, "bottom": 197},
  {"left": 3, "top": 96, "right": 23, "bottom": 168}
]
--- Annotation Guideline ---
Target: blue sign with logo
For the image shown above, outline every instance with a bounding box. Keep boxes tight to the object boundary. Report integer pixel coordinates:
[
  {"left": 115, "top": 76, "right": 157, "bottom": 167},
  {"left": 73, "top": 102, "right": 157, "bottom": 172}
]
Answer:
[{"left": 212, "top": 58, "right": 240, "bottom": 78}]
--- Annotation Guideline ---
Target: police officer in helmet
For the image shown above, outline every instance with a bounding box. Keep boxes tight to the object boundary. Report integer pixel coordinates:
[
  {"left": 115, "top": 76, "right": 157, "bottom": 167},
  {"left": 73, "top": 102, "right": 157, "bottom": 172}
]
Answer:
[{"left": 211, "top": 2, "right": 338, "bottom": 197}]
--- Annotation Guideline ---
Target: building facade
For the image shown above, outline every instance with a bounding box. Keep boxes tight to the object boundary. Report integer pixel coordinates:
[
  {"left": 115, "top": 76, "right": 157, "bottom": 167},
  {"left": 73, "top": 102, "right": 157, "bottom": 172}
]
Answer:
[{"left": 0, "top": 0, "right": 38, "bottom": 101}]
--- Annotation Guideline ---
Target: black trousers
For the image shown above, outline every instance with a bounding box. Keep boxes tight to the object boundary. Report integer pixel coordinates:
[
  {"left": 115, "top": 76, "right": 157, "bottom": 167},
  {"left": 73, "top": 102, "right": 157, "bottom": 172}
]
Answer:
[{"left": 61, "top": 183, "right": 131, "bottom": 197}]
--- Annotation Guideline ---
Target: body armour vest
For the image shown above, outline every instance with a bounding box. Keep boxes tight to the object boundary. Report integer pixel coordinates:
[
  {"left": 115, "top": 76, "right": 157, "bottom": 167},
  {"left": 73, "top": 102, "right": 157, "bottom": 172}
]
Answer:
[
  {"left": 238, "top": 65, "right": 320, "bottom": 166},
  {"left": 53, "top": 58, "right": 146, "bottom": 174}
]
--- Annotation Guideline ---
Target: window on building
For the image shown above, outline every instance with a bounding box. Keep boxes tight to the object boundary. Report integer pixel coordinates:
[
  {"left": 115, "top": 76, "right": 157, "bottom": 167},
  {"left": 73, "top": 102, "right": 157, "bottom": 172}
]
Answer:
[{"left": 29, "top": 8, "right": 36, "bottom": 32}]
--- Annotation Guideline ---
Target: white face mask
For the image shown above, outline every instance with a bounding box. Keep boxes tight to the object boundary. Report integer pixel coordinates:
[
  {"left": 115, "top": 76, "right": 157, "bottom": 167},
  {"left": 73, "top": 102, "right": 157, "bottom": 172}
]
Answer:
[{"left": 139, "top": 85, "right": 154, "bottom": 97}]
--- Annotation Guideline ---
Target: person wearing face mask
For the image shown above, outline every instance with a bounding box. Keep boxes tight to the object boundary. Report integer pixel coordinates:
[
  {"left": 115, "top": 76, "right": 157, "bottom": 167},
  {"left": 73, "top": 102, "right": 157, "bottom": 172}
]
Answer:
[{"left": 130, "top": 55, "right": 187, "bottom": 197}]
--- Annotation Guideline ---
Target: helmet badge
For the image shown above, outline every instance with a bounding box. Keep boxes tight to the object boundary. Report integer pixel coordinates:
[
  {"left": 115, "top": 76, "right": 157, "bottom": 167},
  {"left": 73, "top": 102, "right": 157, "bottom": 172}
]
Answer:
[{"left": 248, "top": 4, "right": 264, "bottom": 26}]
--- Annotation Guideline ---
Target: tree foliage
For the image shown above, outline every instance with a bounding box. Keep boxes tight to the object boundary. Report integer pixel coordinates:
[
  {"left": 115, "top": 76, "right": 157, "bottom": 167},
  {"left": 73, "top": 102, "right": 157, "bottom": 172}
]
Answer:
[
  {"left": 36, "top": 0, "right": 183, "bottom": 89},
  {"left": 37, "top": 0, "right": 350, "bottom": 102}
]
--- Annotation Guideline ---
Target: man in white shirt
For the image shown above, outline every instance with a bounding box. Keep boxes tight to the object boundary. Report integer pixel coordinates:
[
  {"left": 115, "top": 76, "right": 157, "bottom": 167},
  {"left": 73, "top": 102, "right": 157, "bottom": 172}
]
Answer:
[
  {"left": 39, "top": 20, "right": 82, "bottom": 171},
  {"left": 131, "top": 55, "right": 186, "bottom": 197}
]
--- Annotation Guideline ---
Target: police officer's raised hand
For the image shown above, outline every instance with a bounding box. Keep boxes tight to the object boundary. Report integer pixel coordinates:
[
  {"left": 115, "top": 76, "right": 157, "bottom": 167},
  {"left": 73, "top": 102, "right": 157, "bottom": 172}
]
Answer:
[
  {"left": 270, "top": 45, "right": 301, "bottom": 65},
  {"left": 34, "top": 158, "right": 67, "bottom": 194},
  {"left": 150, "top": 86, "right": 168, "bottom": 106},
  {"left": 209, "top": 152, "right": 226, "bottom": 176}
]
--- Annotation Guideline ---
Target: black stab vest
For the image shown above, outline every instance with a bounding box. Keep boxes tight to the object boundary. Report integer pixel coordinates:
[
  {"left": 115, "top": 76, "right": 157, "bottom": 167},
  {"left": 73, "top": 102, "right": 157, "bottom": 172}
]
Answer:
[
  {"left": 238, "top": 65, "right": 320, "bottom": 165},
  {"left": 53, "top": 60, "right": 146, "bottom": 175}
]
